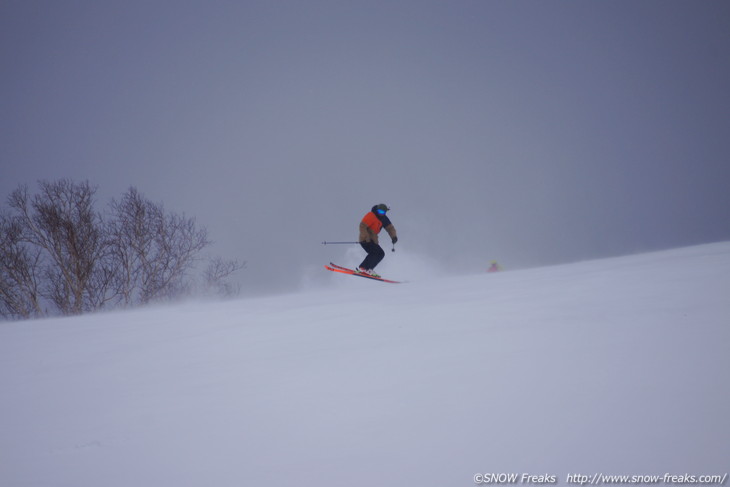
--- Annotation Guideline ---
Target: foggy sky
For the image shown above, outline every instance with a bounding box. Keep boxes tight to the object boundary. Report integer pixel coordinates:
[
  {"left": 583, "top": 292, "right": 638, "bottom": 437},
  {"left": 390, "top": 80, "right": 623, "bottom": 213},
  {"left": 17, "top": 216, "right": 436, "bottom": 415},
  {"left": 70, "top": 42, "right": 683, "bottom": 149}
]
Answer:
[{"left": 2, "top": 1, "right": 729, "bottom": 294}]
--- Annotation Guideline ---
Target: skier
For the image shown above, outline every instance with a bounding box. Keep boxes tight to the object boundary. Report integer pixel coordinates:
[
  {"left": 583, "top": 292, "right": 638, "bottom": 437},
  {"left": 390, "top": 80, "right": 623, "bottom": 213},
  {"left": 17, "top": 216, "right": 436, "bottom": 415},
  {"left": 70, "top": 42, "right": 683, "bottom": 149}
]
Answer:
[
  {"left": 488, "top": 261, "right": 501, "bottom": 273},
  {"left": 357, "top": 204, "right": 398, "bottom": 277}
]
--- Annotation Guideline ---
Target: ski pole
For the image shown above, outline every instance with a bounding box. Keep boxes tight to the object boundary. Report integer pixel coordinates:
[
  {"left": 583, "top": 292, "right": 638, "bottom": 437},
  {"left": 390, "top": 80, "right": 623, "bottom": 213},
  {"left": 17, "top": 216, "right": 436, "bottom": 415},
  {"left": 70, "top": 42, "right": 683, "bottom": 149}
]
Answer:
[{"left": 321, "top": 241, "right": 360, "bottom": 245}]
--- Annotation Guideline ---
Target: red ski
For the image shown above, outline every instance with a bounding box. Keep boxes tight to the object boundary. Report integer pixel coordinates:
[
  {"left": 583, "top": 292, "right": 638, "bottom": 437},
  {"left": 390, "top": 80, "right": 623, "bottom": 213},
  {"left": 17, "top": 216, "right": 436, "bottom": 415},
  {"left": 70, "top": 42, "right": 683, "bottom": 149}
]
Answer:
[{"left": 324, "top": 263, "right": 401, "bottom": 284}]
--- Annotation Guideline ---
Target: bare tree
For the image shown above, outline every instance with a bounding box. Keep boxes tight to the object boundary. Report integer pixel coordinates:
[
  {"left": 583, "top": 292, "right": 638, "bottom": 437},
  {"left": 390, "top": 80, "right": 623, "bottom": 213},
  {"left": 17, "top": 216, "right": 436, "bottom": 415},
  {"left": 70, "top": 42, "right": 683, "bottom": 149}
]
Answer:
[
  {"left": 108, "top": 187, "right": 211, "bottom": 305},
  {"left": 107, "top": 187, "right": 155, "bottom": 306},
  {"left": 1, "top": 180, "right": 243, "bottom": 320},
  {"left": 7, "top": 180, "right": 110, "bottom": 315},
  {"left": 0, "top": 211, "right": 44, "bottom": 319},
  {"left": 203, "top": 256, "right": 246, "bottom": 297}
]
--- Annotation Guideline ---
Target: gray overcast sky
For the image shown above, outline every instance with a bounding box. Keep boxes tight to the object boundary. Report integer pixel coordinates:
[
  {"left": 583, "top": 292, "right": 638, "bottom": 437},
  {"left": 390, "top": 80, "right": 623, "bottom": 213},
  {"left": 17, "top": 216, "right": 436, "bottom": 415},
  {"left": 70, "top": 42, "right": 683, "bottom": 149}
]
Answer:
[{"left": 2, "top": 1, "right": 729, "bottom": 294}]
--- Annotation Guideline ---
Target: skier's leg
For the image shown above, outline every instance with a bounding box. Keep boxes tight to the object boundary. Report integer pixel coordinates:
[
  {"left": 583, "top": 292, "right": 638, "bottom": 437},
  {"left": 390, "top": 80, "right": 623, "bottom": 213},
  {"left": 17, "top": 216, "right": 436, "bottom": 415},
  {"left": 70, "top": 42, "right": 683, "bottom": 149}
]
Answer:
[
  {"left": 358, "top": 242, "right": 368, "bottom": 269},
  {"left": 360, "top": 242, "right": 385, "bottom": 270},
  {"left": 370, "top": 244, "right": 385, "bottom": 269},
  {"left": 359, "top": 242, "right": 374, "bottom": 269}
]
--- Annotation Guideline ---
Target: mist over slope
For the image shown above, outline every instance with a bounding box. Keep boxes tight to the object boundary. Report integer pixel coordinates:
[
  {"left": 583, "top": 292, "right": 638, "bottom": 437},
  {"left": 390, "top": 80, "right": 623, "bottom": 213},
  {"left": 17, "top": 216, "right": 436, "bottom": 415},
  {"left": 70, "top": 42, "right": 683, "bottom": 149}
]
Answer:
[{"left": 1, "top": 242, "right": 728, "bottom": 487}]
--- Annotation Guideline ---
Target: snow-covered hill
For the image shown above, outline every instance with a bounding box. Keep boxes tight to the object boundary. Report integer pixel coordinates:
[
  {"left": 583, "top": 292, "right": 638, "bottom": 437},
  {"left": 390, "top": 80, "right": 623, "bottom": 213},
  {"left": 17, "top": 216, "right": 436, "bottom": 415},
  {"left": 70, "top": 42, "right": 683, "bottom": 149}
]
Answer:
[{"left": 2, "top": 243, "right": 729, "bottom": 487}]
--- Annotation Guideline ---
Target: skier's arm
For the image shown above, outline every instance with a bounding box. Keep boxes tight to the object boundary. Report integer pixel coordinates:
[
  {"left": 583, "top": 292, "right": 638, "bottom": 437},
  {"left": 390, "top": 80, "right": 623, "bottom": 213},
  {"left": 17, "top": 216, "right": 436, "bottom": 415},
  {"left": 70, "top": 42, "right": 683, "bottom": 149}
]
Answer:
[
  {"left": 359, "top": 221, "right": 374, "bottom": 243},
  {"left": 384, "top": 224, "right": 398, "bottom": 244}
]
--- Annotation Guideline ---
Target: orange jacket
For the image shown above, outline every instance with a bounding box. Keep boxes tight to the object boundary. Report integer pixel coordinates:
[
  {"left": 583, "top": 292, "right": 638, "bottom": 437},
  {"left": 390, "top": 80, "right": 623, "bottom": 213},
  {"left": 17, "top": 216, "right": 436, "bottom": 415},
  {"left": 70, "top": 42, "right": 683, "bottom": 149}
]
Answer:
[{"left": 358, "top": 211, "right": 397, "bottom": 244}]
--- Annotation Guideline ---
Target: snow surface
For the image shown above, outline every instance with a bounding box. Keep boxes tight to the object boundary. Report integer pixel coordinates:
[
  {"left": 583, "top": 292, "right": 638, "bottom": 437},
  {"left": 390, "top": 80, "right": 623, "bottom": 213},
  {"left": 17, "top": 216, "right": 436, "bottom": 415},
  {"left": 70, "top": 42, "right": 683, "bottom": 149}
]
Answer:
[{"left": 1, "top": 243, "right": 729, "bottom": 486}]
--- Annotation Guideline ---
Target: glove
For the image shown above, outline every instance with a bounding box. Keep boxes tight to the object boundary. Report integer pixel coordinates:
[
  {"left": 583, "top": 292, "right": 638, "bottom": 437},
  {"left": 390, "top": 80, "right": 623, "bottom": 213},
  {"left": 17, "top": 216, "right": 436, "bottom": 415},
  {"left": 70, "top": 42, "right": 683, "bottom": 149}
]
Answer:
[{"left": 391, "top": 236, "right": 398, "bottom": 244}]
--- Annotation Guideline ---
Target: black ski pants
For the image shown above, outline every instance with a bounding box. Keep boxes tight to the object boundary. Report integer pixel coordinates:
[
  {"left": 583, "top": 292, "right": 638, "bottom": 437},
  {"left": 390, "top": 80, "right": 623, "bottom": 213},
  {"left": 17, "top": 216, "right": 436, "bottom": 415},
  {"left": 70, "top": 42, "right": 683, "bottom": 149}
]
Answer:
[{"left": 359, "top": 241, "right": 385, "bottom": 270}]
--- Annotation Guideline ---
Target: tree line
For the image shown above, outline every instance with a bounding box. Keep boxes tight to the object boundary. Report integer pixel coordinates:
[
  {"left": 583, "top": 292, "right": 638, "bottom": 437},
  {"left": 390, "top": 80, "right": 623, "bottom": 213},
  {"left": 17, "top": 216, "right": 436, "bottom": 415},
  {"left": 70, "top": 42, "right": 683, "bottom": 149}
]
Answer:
[{"left": 0, "top": 180, "right": 244, "bottom": 320}]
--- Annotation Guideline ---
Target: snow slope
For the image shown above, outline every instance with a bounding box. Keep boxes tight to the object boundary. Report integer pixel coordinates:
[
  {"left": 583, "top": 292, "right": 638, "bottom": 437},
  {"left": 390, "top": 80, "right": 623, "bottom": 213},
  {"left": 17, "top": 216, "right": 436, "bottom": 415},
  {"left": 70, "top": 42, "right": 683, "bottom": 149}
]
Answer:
[{"left": 1, "top": 243, "right": 729, "bottom": 487}]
